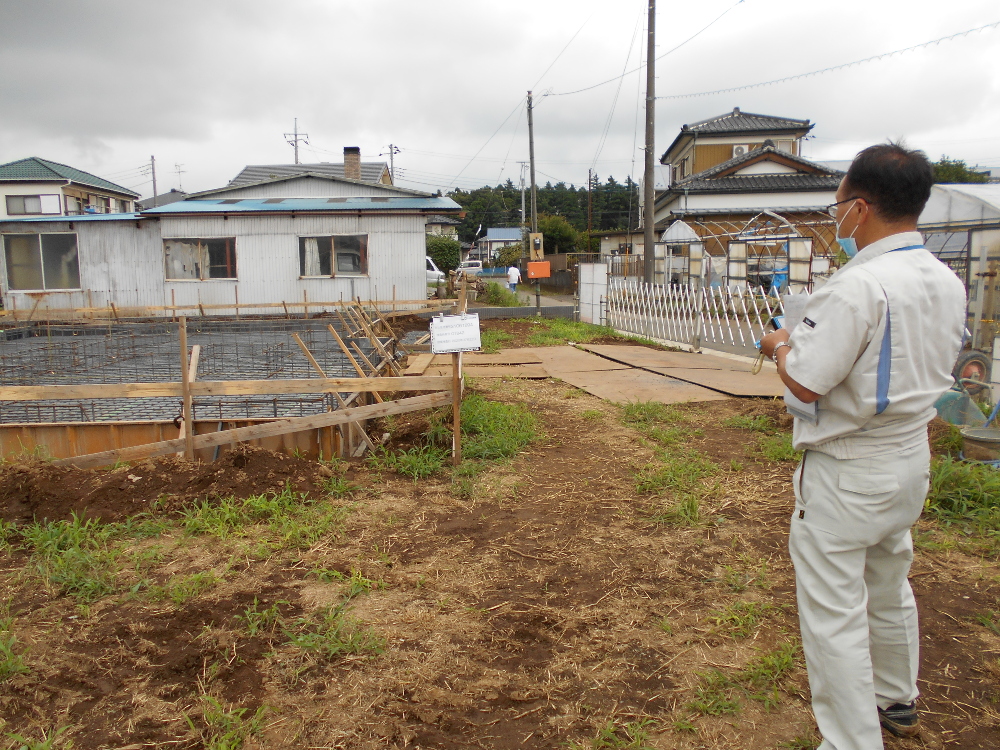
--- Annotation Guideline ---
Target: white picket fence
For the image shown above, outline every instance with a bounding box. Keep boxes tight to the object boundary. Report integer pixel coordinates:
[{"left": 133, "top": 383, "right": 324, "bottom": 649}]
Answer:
[{"left": 606, "top": 277, "right": 784, "bottom": 356}]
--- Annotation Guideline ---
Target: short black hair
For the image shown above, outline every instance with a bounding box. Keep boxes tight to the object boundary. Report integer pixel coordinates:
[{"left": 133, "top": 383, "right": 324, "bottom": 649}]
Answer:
[{"left": 844, "top": 142, "right": 933, "bottom": 221}]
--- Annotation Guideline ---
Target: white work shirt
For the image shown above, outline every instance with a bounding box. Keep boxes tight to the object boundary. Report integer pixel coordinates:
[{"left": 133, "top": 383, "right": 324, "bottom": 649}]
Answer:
[
  {"left": 784, "top": 231, "right": 966, "bottom": 459},
  {"left": 508, "top": 266, "right": 522, "bottom": 284}
]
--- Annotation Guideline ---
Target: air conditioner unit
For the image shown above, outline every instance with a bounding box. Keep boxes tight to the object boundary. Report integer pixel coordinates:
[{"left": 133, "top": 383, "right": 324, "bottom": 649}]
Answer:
[{"left": 732, "top": 144, "right": 750, "bottom": 158}]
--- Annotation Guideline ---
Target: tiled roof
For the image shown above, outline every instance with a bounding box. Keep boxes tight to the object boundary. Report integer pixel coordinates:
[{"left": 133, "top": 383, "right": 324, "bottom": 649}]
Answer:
[
  {"left": 683, "top": 108, "right": 810, "bottom": 135},
  {"left": 190, "top": 172, "right": 428, "bottom": 199},
  {"left": 668, "top": 145, "right": 844, "bottom": 195},
  {"left": 671, "top": 173, "right": 841, "bottom": 194},
  {"left": 426, "top": 214, "right": 461, "bottom": 225},
  {"left": 229, "top": 162, "right": 388, "bottom": 186},
  {"left": 0, "top": 157, "right": 140, "bottom": 197}
]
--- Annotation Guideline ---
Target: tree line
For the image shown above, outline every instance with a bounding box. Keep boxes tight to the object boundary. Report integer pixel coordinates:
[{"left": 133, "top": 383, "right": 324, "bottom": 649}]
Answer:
[{"left": 448, "top": 175, "right": 641, "bottom": 248}]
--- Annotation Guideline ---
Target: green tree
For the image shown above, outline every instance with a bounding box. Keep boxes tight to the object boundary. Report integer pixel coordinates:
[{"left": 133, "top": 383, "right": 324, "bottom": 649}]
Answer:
[
  {"left": 496, "top": 243, "right": 524, "bottom": 267},
  {"left": 933, "top": 156, "right": 988, "bottom": 184},
  {"left": 538, "top": 213, "right": 578, "bottom": 254},
  {"left": 426, "top": 234, "right": 462, "bottom": 272}
]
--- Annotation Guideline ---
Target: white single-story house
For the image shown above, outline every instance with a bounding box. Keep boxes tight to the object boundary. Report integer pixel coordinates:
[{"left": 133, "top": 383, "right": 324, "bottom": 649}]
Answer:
[{"left": 0, "top": 173, "right": 461, "bottom": 314}]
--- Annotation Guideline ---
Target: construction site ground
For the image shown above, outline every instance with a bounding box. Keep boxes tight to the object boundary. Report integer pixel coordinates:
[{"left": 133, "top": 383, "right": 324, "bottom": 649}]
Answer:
[{"left": 1, "top": 316, "right": 998, "bottom": 749}]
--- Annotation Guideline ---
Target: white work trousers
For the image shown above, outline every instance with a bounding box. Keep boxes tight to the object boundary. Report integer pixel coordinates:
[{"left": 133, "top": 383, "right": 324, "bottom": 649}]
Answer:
[{"left": 789, "top": 442, "right": 929, "bottom": 750}]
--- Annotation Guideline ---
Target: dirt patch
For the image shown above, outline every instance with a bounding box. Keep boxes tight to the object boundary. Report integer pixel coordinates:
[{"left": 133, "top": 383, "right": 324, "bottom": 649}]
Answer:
[
  {"left": 0, "top": 445, "right": 333, "bottom": 524},
  {"left": 1, "top": 375, "right": 998, "bottom": 749}
]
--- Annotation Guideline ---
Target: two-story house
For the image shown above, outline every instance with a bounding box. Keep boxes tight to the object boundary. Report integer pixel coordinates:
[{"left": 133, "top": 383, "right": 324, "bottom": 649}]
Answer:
[{"left": 0, "top": 157, "right": 140, "bottom": 218}]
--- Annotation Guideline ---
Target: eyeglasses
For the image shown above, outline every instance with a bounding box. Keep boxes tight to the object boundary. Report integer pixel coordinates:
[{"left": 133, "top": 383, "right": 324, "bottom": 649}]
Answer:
[{"left": 825, "top": 197, "right": 866, "bottom": 220}]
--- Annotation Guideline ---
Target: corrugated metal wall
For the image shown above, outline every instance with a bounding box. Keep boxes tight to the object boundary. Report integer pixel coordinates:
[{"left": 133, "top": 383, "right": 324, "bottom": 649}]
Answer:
[{"left": 1, "top": 211, "right": 428, "bottom": 313}]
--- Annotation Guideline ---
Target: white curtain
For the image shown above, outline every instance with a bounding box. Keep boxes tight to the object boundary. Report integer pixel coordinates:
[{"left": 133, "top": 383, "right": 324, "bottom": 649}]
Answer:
[{"left": 303, "top": 237, "right": 321, "bottom": 276}]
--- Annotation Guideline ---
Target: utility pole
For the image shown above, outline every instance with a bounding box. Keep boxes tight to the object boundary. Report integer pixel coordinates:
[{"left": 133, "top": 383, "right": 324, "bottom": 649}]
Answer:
[
  {"left": 587, "top": 168, "right": 594, "bottom": 255},
  {"left": 150, "top": 155, "right": 158, "bottom": 208},
  {"left": 518, "top": 161, "right": 527, "bottom": 227},
  {"left": 527, "top": 92, "right": 538, "bottom": 234},
  {"left": 527, "top": 91, "right": 541, "bottom": 314},
  {"left": 384, "top": 144, "right": 401, "bottom": 183},
  {"left": 643, "top": 0, "right": 656, "bottom": 283},
  {"left": 284, "top": 118, "right": 309, "bottom": 164}
]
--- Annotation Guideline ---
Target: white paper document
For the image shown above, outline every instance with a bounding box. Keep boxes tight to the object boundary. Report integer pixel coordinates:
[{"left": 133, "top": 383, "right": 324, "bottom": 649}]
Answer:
[{"left": 779, "top": 292, "right": 818, "bottom": 424}]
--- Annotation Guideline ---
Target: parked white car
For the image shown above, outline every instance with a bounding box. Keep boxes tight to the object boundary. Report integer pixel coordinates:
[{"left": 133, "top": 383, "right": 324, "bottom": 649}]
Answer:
[
  {"left": 456, "top": 260, "right": 483, "bottom": 278},
  {"left": 426, "top": 257, "right": 446, "bottom": 283}
]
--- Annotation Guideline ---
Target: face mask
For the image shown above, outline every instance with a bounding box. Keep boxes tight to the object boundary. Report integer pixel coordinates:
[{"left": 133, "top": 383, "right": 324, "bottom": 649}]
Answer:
[{"left": 835, "top": 201, "right": 860, "bottom": 258}]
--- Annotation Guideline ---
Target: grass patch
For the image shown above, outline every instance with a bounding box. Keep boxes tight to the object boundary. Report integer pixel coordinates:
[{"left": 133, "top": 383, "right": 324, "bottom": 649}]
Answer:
[
  {"left": 722, "top": 414, "right": 775, "bottom": 432},
  {"left": 479, "top": 329, "right": 515, "bottom": 354},
  {"left": 179, "top": 484, "right": 348, "bottom": 550},
  {"left": 0, "top": 615, "right": 29, "bottom": 681},
  {"left": 284, "top": 603, "right": 385, "bottom": 659},
  {"left": 3, "top": 726, "right": 73, "bottom": 750},
  {"left": 524, "top": 319, "right": 619, "bottom": 347},
  {"left": 459, "top": 393, "right": 538, "bottom": 460},
  {"left": 635, "top": 448, "right": 717, "bottom": 496},
  {"left": 710, "top": 601, "right": 775, "bottom": 638},
  {"left": 237, "top": 598, "right": 289, "bottom": 637},
  {"left": 581, "top": 409, "right": 604, "bottom": 421},
  {"left": 926, "top": 456, "right": 1000, "bottom": 532},
  {"left": 367, "top": 444, "right": 448, "bottom": 480},
  {"left": 481, "top": 282, "right": 522, "bottom": 307},
  {"left": 152, "top": 571, "right": 220, "bottom": 605},
  {"left": 685, "top": 642, "right": 800, "bottom": 717},
  {"left": 757, "top": 433, "right": 801, "bottom": 462},
  {"left": 186, "top": 695, "right": 266, "bottom": 750},
  {"left": 932, "top": 422, "right": 965, "bottom": 456},
  {"left": 22, "top": 514, "right": 120, "bottom": 602},
  {"left": 569, "top": 719, "right": 656, "bottom": 749},
  {"left": 622, "top": 401, "right": 698, "bottom": 447},
  {"left": 975, "top": 610, "right": 1000, "bottom": 636}
]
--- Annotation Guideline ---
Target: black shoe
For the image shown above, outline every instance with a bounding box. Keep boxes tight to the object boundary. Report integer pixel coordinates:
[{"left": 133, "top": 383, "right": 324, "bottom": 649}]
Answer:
[{"left": 878, "top": 702, "right": 920, "bottom": 738}]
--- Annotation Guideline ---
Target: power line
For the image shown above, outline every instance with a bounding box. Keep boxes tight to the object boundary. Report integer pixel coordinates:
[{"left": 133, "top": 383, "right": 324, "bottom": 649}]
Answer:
[
  {"left": 531, "top": 13, "right": 594, "bottom": 89},
  {"left": 544, "top": 0, "right": 746, "bottom": 98},
  {"left": 658, "top": 19, "right": 1000, "bottom": 99}
]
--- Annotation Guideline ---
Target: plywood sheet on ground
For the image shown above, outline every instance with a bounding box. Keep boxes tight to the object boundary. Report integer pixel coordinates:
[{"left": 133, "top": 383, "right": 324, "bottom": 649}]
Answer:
[
  {"left": 429, "top": 352, "right": 542, "bottom": 366},
  {"left": 556, "top": 368, "right": 729, "bottom": 405},
  {"left": 648, "top": 367, "right": 784, "bottom": 397},
  {"left": 424, "top": 364, "right": 549, "bottom": 379},
  {"left": 579, "top": 343, "right": 748, "bottom": 371},
  {"left": 523, "top": 346, "right": 632, "bottom": 375}
]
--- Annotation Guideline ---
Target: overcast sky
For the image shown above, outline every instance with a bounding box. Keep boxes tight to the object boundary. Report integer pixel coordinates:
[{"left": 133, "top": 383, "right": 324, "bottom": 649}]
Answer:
[{"left": 2, "top": 0, "right": 998, "bottom": 198}]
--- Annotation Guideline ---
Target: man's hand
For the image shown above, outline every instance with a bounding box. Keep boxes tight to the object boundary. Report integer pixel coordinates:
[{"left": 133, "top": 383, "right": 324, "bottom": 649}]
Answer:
[
  {"left": 759, "top": 328, "right": 790, "bottom": 360},
  {"left": 759, "top": 328, "right": 821, "bottom": 404}
]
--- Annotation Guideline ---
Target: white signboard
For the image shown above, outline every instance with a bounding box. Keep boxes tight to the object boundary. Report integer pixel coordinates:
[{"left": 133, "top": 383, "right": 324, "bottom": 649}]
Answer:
[{"left": 430, "top": 313, "right": 482, "bottom": 354}]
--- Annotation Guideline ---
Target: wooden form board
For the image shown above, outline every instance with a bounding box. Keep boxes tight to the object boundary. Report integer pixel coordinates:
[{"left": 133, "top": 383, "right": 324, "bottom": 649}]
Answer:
[
  {"left": 431, "top": 352, "right": 543, "bottom": 366},
  {"left": 578, "top": 344, "right": 749, "bottom": 371},
  {"left": 523, "top": 346, "right": 632, "bottom": 375},
  {"left": 555, "top": 368, "right": 728, "bottom": 405},
  {"left": 577, "top": 343, "right": 783, "bottom": 397},
  {"left": 0, "top": 376, "right": 451, "bottom": 402},
  {"left": 423, "top": 364, "right": 549, "bottom": 379},
  {"left": 54, "top": 391, "right": 452, "bottom": 469},
  {"left": 647, "top": 367, "right": 784, "bottom": 398}
]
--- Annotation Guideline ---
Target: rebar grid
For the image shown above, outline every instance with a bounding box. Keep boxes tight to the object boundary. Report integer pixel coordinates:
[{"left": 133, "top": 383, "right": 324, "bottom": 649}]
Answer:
[{"left": 0, "top": 318, "right": 393, "bottom": 423}]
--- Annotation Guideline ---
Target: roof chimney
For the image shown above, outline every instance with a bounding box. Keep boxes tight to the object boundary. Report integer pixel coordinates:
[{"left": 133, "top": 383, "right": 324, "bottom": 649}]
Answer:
[{"left": 344, "top": 147, "right": 361, "bottom": 181}]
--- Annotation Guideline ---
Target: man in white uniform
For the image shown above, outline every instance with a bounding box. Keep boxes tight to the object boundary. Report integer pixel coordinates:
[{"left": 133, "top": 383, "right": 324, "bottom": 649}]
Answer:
[
  {"left": 760, "top": 144, "right": 966, "bottom": 750},
  {"left": 507, "top": 264, "right": 522, "bottom": 293}
]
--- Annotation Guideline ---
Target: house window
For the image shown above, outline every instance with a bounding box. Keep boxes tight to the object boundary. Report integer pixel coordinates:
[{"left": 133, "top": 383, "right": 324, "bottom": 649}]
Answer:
[
  {"left": 65, "top": 196, "right": 82, "bottom": 215},
  {"left": 164, "top": 238, "right": 237, "bottom": 280},
  {"left": 6, "top": 194, "right": 62, "bottom": 215},
  {"left": 299, "top": 235, "right": 368, "bottom": 276},
  {"left": 116, "top": 199, "right": 131, "bottom": 213},
  {"left": 3, "top": 233, "right": 81, "bottom": 290}
]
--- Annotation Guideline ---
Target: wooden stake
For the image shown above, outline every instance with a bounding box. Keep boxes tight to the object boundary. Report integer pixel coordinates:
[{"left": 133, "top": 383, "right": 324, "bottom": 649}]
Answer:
[
  {"left": 303, "top": 289, "right": 309, "bottom": 319},
  {"left": 452, "top": 350, "right": 462, "bottom": 465},
  {"left": 234, "top": 287, "right": 240, "bottom": 319},
  {"left": 326, "top": 324, "right": 384, "bottom": 403},
  {"left": 171, "top": 289, "right": 177, "bottom": 322},
  {"left": 178, "top": 317, "right": 194, "bottom": 460},
  {"left": 292, "top": 332, "right": 373, "bottom": 455},
  {"left": 176, "top": 344, "right": 200, "bottom": 457}
]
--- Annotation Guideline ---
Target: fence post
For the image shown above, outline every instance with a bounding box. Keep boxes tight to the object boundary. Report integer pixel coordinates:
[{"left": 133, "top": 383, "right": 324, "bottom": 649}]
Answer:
[
  {"left": 788, "top": 239, "right": 812, "bottom": 293},
  {"left": 727, "top": 242, "right": 747, "bottom": 291}
]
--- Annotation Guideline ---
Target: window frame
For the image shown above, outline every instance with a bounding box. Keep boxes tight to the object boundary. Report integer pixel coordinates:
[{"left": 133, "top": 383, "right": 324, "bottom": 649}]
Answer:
[
  {"left": 5, "top": 194, "right": 62, "bottom": 216},
  {"left": 298, "top": 233, "right": 369, "bottom": 278},
  {"left": 163, "top": 237, "right": 238, "bottom": 281},
  {"left": 2, "top": 231, "right": 82, "bottom": 291}
]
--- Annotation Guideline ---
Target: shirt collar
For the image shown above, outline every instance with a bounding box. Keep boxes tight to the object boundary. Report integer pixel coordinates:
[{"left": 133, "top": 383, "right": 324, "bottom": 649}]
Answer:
[{"left": 840, "top": 231, "right": 924, "bottom": 271}]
